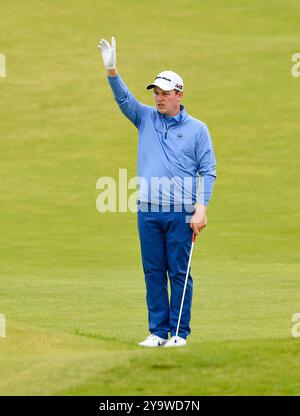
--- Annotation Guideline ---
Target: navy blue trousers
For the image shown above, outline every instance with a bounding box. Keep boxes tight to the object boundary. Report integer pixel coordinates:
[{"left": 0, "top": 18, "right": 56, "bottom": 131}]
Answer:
[{"left": 137, "top": 202, "right": 194, "bottom": 340}]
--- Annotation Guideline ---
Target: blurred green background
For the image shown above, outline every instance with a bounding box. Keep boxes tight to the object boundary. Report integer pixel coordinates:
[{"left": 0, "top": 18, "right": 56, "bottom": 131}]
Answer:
[{"left": 0, "top": 0, "right": 300, "bottom": 395}]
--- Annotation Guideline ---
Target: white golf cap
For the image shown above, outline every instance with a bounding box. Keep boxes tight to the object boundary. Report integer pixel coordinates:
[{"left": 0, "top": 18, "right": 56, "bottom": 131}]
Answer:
[{"left": 147, "top": 70, "right": 184, "bottom": 92}]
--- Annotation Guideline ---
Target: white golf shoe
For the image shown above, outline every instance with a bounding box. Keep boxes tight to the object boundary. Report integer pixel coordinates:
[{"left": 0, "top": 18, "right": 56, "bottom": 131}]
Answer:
[
  {"left": 163, "top": 336, "right": 187, "bottom": 348},
  {"left": 138, "top": 334, "right": 168, "bottom": 348}
]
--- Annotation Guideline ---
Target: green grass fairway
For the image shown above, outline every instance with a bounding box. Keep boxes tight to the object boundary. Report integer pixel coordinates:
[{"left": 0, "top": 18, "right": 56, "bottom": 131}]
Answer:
[{"left": 1, "top": 0, "right": 300, "bottom": 395}]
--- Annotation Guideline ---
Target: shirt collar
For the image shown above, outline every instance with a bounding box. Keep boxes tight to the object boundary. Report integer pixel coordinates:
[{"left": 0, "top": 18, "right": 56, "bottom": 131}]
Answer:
[{"left": 159, "top": 105, "right": 185, "bottom": 124}]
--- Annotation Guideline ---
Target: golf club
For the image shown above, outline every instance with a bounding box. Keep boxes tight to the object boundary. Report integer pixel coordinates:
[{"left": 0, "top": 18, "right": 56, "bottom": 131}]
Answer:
[{"left": 174, "top": 232, "right": 197, "bottom": 342}]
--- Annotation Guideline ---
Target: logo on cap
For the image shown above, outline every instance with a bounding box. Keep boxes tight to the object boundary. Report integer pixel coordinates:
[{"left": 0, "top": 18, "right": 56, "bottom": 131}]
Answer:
[
  {"left": 155, "top": 76, "right": 172, "bottom": 82},
  {"left": 175, "top": 83, "right": 183, "bottom": 91}
]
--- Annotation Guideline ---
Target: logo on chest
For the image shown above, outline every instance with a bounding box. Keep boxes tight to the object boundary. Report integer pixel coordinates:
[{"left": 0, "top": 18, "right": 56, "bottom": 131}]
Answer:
[{"left": 177, "top": 133, "right": 183, "bottom": 139}]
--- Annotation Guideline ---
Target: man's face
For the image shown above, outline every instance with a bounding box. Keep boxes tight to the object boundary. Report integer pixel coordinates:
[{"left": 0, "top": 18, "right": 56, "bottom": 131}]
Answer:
[{"left": 153, "top": 86, "right": 183, "bottom": 116}]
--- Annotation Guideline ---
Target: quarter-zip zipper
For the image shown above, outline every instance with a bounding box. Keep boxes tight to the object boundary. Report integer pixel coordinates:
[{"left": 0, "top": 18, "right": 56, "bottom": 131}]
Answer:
[
  {"left": 164, "top": 125, "right": 171, "bottom": 140},
  {"left": 160, "top": 111, "right": 186, "bottom": 140}
]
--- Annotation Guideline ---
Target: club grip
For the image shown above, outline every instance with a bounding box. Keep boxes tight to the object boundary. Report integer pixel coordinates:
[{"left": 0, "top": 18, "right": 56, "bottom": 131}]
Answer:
[{"left": 192, "top": 232, "right": 196, "bottom": 242}]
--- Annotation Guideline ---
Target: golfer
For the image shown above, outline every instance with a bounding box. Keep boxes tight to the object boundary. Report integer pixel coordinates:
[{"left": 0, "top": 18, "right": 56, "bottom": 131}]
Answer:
[{"left": 98, "top": 37, "right": 216, "bottom": 347}]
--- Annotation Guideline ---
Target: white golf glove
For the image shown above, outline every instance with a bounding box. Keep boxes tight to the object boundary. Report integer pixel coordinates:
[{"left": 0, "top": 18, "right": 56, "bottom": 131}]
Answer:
[{"left": 97, "top": 36, "right": 116, "bottom": 70}]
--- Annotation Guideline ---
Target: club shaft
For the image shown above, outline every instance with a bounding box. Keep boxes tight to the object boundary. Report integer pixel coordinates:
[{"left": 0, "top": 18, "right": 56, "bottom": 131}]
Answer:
[{"left": 175, "top": 236, "right": 196, "bottom": 339}]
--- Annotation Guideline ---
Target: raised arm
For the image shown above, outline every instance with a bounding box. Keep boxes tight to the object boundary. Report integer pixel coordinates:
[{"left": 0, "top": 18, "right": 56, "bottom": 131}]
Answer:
[{"left": 97, "top": 37, "right": 148, "bottom": 127}]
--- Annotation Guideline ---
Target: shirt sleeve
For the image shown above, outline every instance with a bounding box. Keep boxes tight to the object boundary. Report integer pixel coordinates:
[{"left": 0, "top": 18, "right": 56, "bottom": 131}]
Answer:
[
  {"left": 107, "top": 75, "right": 148, "bottom": 128},
  {"left": 195, "top": 124, "right": 217, "bottom": 206}
]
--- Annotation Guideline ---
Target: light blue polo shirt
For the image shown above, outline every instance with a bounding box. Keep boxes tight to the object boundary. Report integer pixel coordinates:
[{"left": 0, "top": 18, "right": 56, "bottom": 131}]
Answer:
[{"left": 107, "top": 75, "right": 216, "bottom": 207}]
